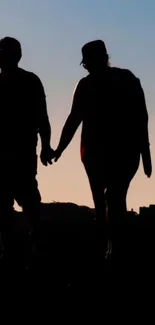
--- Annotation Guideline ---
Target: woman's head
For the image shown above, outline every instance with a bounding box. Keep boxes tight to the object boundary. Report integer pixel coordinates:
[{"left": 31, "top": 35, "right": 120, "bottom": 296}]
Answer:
[{"left": 80, "top": 40, "right": 109, "bottom": 74}]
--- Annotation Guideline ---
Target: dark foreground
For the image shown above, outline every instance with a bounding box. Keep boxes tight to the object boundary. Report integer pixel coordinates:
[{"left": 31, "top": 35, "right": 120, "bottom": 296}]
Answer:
[{"left": 0, "top": 202, "right": 155, "bottom": 298}]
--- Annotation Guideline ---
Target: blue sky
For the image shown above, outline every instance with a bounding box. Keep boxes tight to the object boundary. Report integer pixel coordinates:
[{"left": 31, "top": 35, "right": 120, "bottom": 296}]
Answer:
[{"left": 1, "top": 0, "right": 155, "bottom": 211}]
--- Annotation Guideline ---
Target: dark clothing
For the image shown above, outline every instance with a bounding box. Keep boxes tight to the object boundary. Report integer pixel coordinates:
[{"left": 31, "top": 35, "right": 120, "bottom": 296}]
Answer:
[
  {"left": 0, "top": 67, "right": 48, "bottom": 153},
  {"left": 0, "top": 68, "right": 49, "bottom": 211},
  {"left": 0, "top": 153, "right": 40, "bottom": 268},
  {"left": 69, "top": 67, "right": 148, "bottom": 223},
  {"left": 0, "top": 66, "right": 51, "bottom": 267},
  {"left": 71, "top": 67, "right": 148, "bottom": 165},
  {"left": 56, "top": 65, "right": 150, "bottom": 256},
  {"left": 0, "top": 154, "right": 41, "bottom": 212},
  {"left": 83, "top": 153, "right": 140, "bottom": 223}
]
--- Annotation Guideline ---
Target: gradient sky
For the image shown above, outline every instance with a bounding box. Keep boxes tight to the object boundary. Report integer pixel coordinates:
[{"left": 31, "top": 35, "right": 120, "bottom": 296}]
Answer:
[{"left": 1, "top": 0, "right": 155, "bottom": 212}]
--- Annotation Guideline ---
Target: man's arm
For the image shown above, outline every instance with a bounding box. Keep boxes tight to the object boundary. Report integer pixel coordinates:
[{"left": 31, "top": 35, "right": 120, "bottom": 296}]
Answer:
[
  {"left": 55, "top": 79, "right": 84, "bottom": 161},
  {"left": 35, "top": 76, "right": 51, "bottom": 149},
  {"left": 34, "top": 75, "right": 54, "bottom": 165}
]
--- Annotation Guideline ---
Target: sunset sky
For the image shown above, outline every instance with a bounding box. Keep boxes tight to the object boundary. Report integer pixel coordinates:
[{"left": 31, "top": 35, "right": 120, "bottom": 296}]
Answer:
[{"left": 1, "top": 0, "right": 155, "bottom": 212}]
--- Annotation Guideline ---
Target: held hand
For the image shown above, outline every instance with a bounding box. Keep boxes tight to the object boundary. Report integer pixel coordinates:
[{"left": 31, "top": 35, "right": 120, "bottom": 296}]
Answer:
[
  {"left": 54, "top": 149, "right": 62, "bottom": 162},
  {"left": 40, "top": 146, "right": 55, "bottom": 166}
]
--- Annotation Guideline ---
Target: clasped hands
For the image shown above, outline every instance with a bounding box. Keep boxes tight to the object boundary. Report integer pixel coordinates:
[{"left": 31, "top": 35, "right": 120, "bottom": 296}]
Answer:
[{"left": 40, "top": 146, "right": 62, "bottom": 166}]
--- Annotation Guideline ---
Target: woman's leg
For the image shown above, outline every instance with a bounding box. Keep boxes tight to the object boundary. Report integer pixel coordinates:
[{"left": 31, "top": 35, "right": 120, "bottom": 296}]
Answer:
[
  {"left": 83, "top": 158, "right": 106, "bottom": 224},
  {"left": 106, "top": 154, "right": 140, "bottom": 254},
  {"left": 83, "top": 157, "right": 108, "bottom": 261}
]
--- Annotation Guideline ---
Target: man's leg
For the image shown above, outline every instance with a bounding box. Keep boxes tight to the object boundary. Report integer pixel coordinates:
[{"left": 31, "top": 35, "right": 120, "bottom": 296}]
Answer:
[
  {"left": 0, "top": 176, "right": 15, "bottom": 267},
  {"left": 18, "top": 179, "right": 41, "bottom": 228},
  {"left": 14, "top": 177, "right": 41, "bottom": 268},
  {"left": 0, "top": 204, "right": 14, "bottom": 262},
  {"left": 0, "top": 202, "right": 14, "bottom": 234},
  {"left": 14, "top": 154, "right": 41, "bottom": 267},
  {"left": 0, "top": 159, "right": 14, "bottom": 232},
  {"left": 15, "top": 154, "right": 41, "bottom": 227}
]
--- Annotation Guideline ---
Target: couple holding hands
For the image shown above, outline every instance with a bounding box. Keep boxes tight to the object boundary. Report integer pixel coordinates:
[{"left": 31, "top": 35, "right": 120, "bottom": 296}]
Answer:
[{"left": 0, "top": 36, "right": 151, "bottom": 236}]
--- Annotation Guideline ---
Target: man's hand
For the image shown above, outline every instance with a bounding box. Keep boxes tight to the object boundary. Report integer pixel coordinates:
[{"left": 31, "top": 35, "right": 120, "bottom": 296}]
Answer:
[
  {"left": 54, "top": 148, "right": 62, "bottom": 162},
  {"left": 40, "top": 146, "right": 55, "bottom": 166}
]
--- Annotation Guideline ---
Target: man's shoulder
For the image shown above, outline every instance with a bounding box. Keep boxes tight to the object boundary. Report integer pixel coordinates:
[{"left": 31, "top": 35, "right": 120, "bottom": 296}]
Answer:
[{"left": 18, "top": 68, "right": 42, "bottom": 85}]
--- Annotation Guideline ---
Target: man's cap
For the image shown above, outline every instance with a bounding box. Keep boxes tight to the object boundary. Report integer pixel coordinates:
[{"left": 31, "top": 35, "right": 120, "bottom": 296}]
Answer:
[{"left": 80, "top": 40, "right": 108, "bottom": 64}]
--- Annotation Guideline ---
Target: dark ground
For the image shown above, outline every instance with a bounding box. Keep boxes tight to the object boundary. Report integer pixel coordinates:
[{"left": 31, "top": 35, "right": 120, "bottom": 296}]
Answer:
[{"left": 0, "top": 202, "right": 155, "bottom": 302}]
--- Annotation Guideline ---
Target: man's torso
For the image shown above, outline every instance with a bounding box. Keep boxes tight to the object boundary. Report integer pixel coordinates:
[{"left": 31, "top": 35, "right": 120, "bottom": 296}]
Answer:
[{"left": 0, "top": 68, "right": 40, "bottom": 156}]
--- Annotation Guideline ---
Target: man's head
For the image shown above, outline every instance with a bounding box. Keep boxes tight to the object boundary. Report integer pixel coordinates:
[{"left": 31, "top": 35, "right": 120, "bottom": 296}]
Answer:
[
  {"left": 80, "top": 40, "right": 109, "bottom": 74},
  {"left": 0, "top": 37, "right": 22, "bottom": 69}
]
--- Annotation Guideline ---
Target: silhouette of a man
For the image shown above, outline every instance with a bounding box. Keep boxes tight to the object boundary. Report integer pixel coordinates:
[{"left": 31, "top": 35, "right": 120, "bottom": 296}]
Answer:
[
  {"left": 0, "top": 37, "right": 54, "bottom": 231},
  {"left": 54, "top": 40, "right": 152, "bottom": 238}
]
